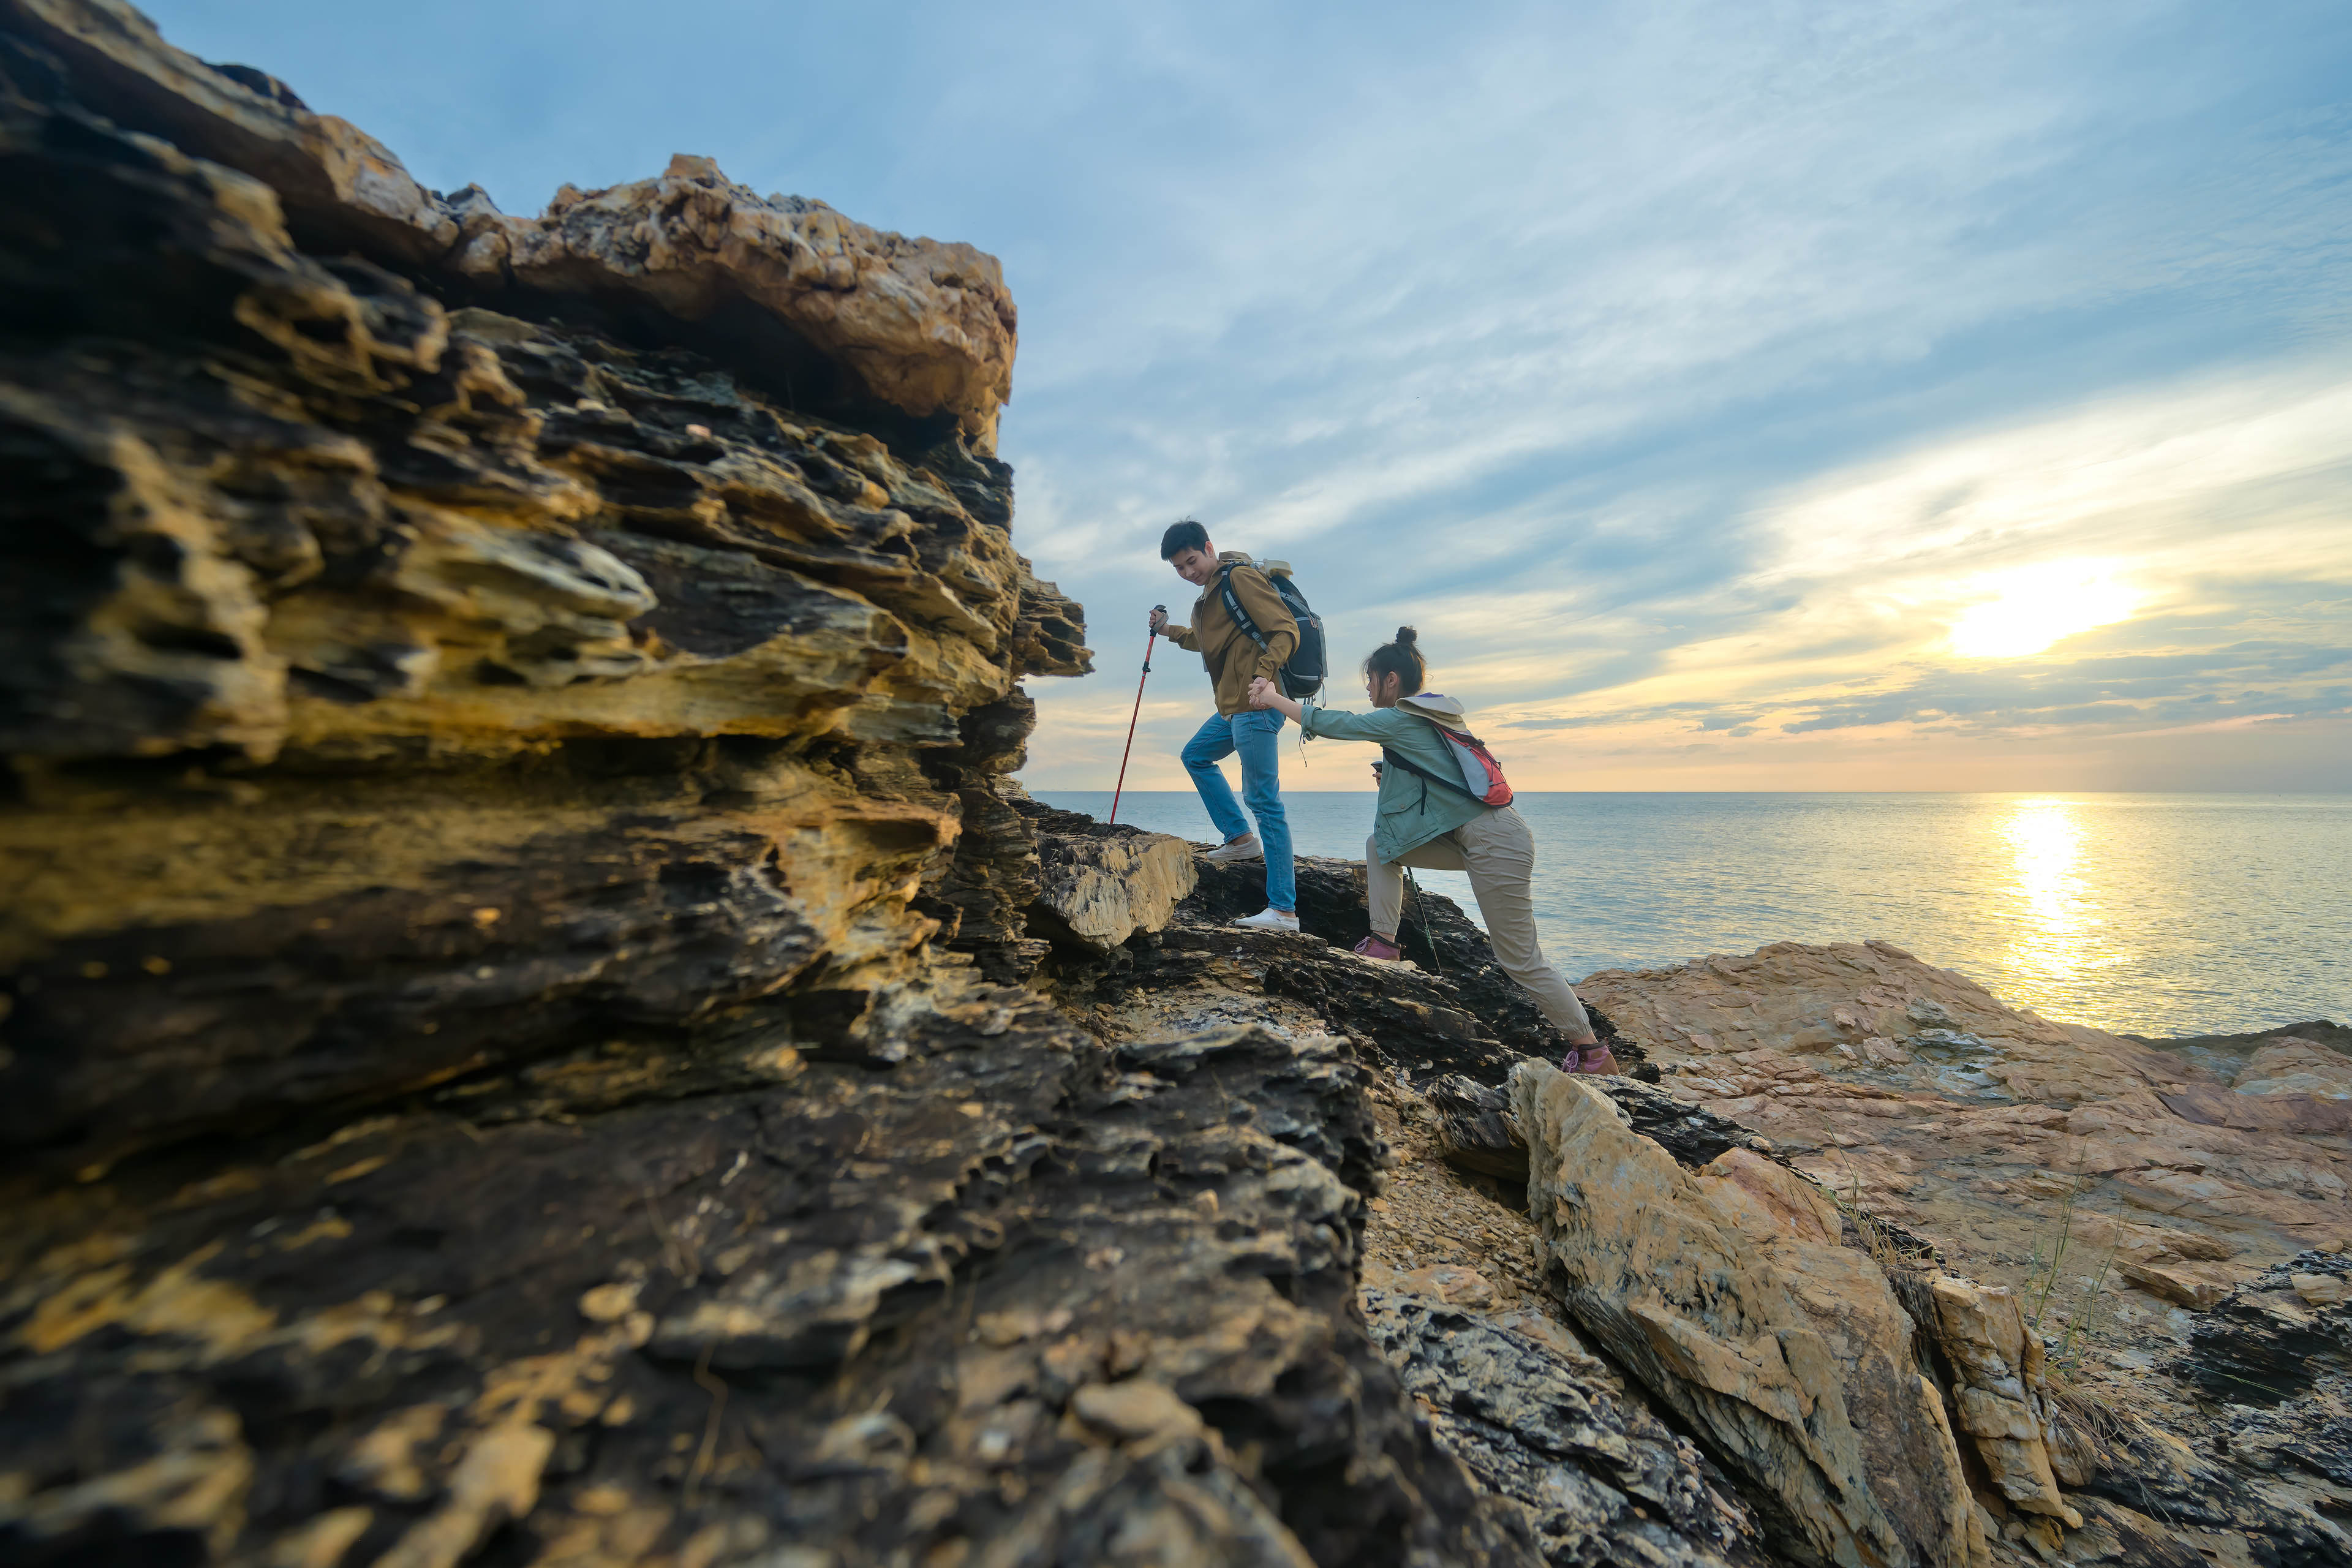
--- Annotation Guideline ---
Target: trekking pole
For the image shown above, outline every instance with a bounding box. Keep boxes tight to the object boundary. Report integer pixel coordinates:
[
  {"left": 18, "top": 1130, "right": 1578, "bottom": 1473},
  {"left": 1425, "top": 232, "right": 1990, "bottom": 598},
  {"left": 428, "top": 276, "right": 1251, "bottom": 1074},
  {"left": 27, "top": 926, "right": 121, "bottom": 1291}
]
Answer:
[{"left": 1108, "top": 606, "right": 1164, "bottom": 825}]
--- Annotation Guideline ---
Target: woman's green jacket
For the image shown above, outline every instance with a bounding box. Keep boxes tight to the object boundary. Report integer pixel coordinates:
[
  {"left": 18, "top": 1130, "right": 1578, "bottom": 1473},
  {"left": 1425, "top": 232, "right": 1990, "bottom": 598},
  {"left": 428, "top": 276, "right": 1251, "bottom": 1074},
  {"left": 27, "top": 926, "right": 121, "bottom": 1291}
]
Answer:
[{"left": 1297, "top": 693, "right": 1488, "bottom": 863}]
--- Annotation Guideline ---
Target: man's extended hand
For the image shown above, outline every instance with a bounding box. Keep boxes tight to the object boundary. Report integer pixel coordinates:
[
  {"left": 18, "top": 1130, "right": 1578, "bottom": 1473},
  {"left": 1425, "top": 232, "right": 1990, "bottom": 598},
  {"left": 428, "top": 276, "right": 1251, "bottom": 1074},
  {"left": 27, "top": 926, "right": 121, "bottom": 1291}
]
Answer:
[
  {"left": 1246, "top": 676, "right": 1279, "bottom": 709},
  {"left": 1148, "top": 606, "right": 1168, "bottom": 635}
]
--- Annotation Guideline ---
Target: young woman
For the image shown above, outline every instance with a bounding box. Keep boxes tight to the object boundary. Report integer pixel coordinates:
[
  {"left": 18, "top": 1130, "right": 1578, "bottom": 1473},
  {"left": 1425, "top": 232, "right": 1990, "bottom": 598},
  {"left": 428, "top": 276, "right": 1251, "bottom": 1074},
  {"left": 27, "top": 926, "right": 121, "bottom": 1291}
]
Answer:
[{"left": 1245, "top": 628, "right": 1616, "bottom": 1074}]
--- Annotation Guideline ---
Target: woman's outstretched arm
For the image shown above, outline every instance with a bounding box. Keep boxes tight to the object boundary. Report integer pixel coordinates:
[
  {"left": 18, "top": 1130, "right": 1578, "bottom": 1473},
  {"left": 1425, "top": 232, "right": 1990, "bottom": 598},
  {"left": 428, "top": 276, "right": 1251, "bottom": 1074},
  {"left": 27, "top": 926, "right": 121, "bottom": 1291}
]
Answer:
[
  {"left": 1245, "top": 676, "right": 1304, "bottom": 722},
  {"left": 1248, "top": 678, "right": 1421, "bottom": 744}
]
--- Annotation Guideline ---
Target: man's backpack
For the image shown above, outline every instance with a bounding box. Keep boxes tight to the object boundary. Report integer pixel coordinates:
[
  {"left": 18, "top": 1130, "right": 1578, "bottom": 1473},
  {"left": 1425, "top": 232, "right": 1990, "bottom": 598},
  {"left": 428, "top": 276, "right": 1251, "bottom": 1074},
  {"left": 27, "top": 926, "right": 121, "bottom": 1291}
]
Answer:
[
  {"left": 1218, "top": 558, "right": 1325, "bottom": 700},
  {"left": 1379, "top": 708, "right": 1515, "bottom": 809}
]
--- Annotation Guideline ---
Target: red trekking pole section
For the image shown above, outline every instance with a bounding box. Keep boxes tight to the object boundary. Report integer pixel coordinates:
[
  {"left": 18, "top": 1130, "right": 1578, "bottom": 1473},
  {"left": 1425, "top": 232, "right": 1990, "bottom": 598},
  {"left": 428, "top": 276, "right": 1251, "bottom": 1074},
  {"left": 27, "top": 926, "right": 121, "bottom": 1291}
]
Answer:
[{"left": 1109, "top": 606, "right": 1165, "bottom": 825}]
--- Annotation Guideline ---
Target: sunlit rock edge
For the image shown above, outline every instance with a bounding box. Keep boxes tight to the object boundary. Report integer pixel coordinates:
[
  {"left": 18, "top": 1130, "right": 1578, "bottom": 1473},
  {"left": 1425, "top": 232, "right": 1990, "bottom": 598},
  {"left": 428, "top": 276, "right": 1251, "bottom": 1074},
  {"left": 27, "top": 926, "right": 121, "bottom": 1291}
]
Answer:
[{"left": 4, "top": 2, "right": 2349, "bottom": 1566}]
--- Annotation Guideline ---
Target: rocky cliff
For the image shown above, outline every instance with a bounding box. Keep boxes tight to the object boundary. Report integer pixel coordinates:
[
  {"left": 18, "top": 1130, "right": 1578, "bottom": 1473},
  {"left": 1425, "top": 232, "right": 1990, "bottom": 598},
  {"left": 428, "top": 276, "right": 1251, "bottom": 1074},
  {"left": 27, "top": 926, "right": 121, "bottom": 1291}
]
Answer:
[
  {"left": 0, "top": 6, "right": 1528, "bottom": 1566},
  {"left": 7, "top": 7, "right": 2349, "bottom": 1568}
]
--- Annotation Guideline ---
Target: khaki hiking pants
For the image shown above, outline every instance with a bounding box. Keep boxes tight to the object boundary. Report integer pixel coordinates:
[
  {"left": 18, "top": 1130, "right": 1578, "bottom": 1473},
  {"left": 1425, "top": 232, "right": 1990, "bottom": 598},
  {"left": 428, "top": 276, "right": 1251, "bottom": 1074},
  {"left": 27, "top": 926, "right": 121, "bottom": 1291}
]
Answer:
[{"left": 1365, "top": 805, "right": 1596, "bottom": 1042}]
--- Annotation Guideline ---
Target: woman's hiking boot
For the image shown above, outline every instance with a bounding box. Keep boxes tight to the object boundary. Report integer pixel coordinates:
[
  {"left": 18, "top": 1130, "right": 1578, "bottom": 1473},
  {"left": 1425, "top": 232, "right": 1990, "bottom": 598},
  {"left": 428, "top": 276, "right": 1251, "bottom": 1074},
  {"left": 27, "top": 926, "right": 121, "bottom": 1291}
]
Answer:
[
  {"left": 1232, "top": 908, "right": 1300, "bottom": 932},
  {"left": 1351, "top": 933, "right": 1404, "bottom": 962},
  {"left": 1567, "top": 1043, "right": 1619, "bottom": 1076}
]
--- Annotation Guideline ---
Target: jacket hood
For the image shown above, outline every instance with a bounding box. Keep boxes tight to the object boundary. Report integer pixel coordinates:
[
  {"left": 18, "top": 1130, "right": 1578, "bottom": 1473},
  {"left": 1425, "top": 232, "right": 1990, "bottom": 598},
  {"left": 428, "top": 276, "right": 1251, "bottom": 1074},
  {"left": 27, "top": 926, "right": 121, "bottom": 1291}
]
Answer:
[{"left": 1396, "top": 693, "right": 1469, "bottom": 728}]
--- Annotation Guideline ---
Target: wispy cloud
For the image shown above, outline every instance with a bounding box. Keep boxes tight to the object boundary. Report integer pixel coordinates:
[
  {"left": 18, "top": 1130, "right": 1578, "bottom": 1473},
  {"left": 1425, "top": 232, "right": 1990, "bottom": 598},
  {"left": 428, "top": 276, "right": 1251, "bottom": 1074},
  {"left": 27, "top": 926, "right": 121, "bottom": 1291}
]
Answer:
[{"left": 146, "top": 0, "right": 2352, "bottom": 790}]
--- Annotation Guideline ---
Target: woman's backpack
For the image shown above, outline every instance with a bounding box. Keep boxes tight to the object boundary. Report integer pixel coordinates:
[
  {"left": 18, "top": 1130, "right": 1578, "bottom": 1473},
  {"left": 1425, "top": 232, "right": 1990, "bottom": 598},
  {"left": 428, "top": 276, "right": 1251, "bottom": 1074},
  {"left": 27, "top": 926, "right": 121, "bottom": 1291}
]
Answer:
[
  {"left": 1217, "top": 559, "right": 1325, "bottom": 699},
  {"left": 1380, "top": 712, "right": 1515, "bottom": 809}
]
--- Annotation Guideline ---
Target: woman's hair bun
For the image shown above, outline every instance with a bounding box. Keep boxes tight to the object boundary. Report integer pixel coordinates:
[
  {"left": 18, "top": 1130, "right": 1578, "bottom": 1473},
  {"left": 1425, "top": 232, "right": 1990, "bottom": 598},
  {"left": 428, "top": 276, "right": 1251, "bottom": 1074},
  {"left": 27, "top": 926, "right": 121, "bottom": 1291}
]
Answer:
[{"left": 1363, "top": 625, "right": 1427, "bottom": 696}]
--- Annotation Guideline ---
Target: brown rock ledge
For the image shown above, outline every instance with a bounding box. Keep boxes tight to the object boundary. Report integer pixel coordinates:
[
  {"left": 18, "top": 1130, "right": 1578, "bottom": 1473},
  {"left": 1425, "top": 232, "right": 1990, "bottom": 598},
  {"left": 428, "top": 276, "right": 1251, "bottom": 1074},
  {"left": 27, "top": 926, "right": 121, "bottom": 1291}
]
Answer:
[
  {"left": 7, "top": 5, "right": 2348, "bottom": 1564},
  {"left": 4, "top": 0, "right": 1020, "bottom": 450},
  {"left": 0, "top": 7, "right": 1528, "bottom": 1564}
]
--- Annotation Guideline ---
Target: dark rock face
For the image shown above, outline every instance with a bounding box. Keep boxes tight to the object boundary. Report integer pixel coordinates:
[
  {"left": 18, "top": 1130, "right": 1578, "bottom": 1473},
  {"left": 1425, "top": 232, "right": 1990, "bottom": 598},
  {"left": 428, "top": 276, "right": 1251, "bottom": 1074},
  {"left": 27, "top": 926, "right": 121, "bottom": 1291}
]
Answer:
[
  {"left": 1427, "top": 1074, "right": 1530, "bottom": 1182},
  {"left": 1362, "top": 1291, "right": 1766, "bottom": 1568},
  {"left": 2182, "top": 1251, "right": 2352, "bottom": 1407},
  {"left": 1423, "top": 1072, "right": 1771, "bottom": 1188},
  {"left": 2051, "top": 1388, "right": 2352, "bottom": 1567},
  {"left": 0, "top": 8, "right": 1544, "bottom": 1565},
  {"left": 4, "top": 1005, "right": 1553, "bottom": 1567},
  {"left": 0, "top": 0, "right": 1087, "bottom": 1170},
  {"left": 1169, "top": 855, "right": 1637, "bottom": 1085}
]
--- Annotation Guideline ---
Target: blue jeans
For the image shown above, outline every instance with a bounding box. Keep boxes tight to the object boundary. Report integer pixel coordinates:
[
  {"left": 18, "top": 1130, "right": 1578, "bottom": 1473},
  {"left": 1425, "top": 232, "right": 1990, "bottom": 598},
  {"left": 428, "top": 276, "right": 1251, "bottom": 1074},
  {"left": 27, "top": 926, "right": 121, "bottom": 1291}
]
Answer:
[{"left": 1180, "top": 709, "right": 1295, "bottom": 911}]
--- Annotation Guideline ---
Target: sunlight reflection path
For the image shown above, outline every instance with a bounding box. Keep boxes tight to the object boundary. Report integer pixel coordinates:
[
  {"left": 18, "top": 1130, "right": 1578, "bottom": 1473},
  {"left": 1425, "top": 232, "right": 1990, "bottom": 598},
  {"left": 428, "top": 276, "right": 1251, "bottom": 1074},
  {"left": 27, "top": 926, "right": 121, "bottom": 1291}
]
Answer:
[{"left": 1998, "top": 797, "right": 2111, "bottom": 1016}]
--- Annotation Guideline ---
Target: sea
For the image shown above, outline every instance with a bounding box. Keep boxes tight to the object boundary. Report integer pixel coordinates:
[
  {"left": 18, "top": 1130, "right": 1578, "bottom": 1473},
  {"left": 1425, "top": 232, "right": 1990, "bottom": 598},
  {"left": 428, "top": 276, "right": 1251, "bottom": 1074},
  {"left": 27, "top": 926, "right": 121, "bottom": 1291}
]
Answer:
[{"left": 1031, "top": 791, "right": 2352, "bottom": 1040}]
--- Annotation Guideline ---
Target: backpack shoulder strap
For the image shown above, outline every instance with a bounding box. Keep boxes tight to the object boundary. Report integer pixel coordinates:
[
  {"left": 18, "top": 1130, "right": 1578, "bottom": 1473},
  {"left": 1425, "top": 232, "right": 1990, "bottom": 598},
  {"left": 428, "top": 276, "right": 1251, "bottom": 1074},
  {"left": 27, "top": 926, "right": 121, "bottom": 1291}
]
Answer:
[
  {"left": 1381, "top": 742, "right": 1483, "bottom": 804},
  {"left": 1218, "top": 565, "right": 1268, "bottom": 649}
]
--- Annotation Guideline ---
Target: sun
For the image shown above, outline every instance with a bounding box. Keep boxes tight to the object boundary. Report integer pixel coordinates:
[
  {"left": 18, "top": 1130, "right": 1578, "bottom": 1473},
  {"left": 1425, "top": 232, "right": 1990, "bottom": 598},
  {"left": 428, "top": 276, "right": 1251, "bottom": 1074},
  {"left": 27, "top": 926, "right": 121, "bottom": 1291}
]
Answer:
[{"left": 1947, "top": 563, "right": 2141, "bottom": 659}]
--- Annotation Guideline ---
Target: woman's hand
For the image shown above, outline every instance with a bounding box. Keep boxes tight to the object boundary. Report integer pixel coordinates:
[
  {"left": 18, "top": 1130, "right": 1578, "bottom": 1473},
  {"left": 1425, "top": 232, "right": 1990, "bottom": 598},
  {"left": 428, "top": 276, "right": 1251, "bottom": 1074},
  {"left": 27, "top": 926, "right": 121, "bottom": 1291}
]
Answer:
[{"left": 1249, "top": 677, "right": 1305, "bottom": 722}]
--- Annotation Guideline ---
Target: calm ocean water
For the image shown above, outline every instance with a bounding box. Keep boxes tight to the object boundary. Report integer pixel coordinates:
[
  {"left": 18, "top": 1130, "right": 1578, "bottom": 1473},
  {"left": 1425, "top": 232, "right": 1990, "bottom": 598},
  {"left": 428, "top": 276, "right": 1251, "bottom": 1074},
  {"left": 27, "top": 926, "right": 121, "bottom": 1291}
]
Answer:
[{"left": 1033, "top": 791, "right": 2352, "bottom": 1039}]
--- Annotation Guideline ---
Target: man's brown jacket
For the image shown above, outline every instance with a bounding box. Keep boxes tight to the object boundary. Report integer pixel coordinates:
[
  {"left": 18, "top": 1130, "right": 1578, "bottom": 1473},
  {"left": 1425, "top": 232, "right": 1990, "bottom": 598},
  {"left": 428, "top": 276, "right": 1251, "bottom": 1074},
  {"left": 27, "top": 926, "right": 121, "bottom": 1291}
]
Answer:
[{"left": 1167, "top": 551, "right": 1298, "bottom": 717}]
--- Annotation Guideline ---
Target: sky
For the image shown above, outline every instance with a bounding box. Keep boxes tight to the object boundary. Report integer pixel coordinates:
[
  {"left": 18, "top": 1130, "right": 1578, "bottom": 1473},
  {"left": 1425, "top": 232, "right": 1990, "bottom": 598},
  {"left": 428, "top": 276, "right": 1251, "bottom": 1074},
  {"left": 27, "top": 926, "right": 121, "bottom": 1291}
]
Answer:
[{"left": 146, "top": 0, "right": 2352, "bottom": 791}]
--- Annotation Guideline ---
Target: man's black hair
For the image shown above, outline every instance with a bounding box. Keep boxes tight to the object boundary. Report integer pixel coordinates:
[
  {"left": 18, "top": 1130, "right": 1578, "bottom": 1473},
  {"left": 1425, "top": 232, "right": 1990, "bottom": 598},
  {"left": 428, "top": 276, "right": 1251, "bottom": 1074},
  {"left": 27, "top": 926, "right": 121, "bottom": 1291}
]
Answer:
[{"left": 1160, "top": 517, "right": 1210, "bottom": 560}]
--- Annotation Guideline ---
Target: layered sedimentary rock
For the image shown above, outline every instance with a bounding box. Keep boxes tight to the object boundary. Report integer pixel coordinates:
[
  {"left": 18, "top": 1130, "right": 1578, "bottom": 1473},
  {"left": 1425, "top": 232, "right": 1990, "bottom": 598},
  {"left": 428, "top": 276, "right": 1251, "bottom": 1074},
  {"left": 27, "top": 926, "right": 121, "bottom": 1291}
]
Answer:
[
  {"left": 1362, "top": 1291, "right": 1766, "bottom": 1568},
  {"left": 0, "top": 8, "right": 1546, "bottom": 1566},
  {"left": 1583, "top": 942, "right": 2352, "bottom": 1330},
  {"left": 4, "top": 0, "right": 1017, "bottom": 450},
  {"left": 1926, "top": 1277, "right": 2081, "bottom": 1532},
  {"left": 1512, "top": 1066, "right": 1985, "bottom": 1568},
  {"left": 1015, "top": 800, "right": 1200, "bottom": 954},
  {"left": 1582, "top": 942, "right": 2352, "bottom": 1560},
  {"left": 13, "top": 7, "right": 2349, "bottom": 1567}
]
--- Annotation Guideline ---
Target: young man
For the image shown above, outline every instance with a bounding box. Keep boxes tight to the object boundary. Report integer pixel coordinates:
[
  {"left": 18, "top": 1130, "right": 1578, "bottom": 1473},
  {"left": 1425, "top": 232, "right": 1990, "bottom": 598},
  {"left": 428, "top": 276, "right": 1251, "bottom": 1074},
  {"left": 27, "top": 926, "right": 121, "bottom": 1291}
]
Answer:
[{"left": 1150, "top": 518, "right": 1299, "bottom": 931}]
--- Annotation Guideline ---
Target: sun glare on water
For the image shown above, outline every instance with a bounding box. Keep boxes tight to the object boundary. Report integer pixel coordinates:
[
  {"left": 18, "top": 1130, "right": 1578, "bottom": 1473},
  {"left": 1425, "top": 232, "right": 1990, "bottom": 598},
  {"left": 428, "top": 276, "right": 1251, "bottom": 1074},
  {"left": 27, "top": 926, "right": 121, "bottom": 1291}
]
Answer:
[
  {"left": 1997, "top": 797, "right": 2111, "bottom": 1010},
  {"left": 1948, "top": 563, "right": 2139, "bottom": 658}
]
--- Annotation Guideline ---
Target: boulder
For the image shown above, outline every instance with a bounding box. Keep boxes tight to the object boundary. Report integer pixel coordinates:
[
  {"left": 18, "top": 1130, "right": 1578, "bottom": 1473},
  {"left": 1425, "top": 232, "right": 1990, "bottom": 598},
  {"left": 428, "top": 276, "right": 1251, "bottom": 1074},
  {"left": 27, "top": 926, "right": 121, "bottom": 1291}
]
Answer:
[
  {"left": 1926, "top": 1276, "right": 2082, "bottom": 1528},
  {"left": 2233, "top": 1036, "right": 2352, "bottom": 1099},
  {"left": 1015, "top": 800, "right": 1199, "bottom": 953},
  {"left": 1511, "top": 1063, "right": 1985, "bottom": 1568},
  {"left": 1426, "top": 1073, "right": 1770, "bottom": 1186}
]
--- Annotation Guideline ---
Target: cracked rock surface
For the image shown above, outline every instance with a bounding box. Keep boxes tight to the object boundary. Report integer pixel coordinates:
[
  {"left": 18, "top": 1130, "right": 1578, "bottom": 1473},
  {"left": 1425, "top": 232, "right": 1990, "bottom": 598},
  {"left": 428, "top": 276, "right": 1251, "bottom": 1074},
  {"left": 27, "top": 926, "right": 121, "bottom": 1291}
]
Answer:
[
  {"left": 0, "top": 8, "right": 1528, "bottom": 1564},
  {"left": 9, "top": 6, "right": 2350, "bottom": 1567},
  {"left": 1362, "top": 1290, "right": 1766, "bottom": 1568}
]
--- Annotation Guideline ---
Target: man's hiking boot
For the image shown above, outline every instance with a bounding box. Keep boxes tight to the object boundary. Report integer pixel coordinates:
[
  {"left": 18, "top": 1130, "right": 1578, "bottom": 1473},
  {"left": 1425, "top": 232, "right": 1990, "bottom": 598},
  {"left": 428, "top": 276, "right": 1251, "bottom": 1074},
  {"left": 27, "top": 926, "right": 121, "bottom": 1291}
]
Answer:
[
  {"left": 1201, "top": 833, "right": 1263, "bottom": 864},
  {"left": 1232, "top": 908, "right": 1300, "bottom": 932},
  {"left": 1352, "top": 933, "right": 1404, "bottom": 962}
]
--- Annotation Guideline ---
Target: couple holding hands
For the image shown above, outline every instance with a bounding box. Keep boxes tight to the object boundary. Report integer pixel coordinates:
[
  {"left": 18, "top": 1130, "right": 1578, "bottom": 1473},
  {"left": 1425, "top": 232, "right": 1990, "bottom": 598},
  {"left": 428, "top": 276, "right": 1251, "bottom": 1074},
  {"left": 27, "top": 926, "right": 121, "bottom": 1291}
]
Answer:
[{"left": 1147, "top": 519, "right": 1616, "bottom": 1076}]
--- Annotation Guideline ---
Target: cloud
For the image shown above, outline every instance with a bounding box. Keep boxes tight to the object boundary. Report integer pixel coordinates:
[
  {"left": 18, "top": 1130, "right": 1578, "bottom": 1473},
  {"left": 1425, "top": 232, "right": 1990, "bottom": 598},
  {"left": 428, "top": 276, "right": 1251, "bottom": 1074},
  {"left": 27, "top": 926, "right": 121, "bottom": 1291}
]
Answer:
[{"left": 141, "top": 0, "right": 2352, "bottom": 790}]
